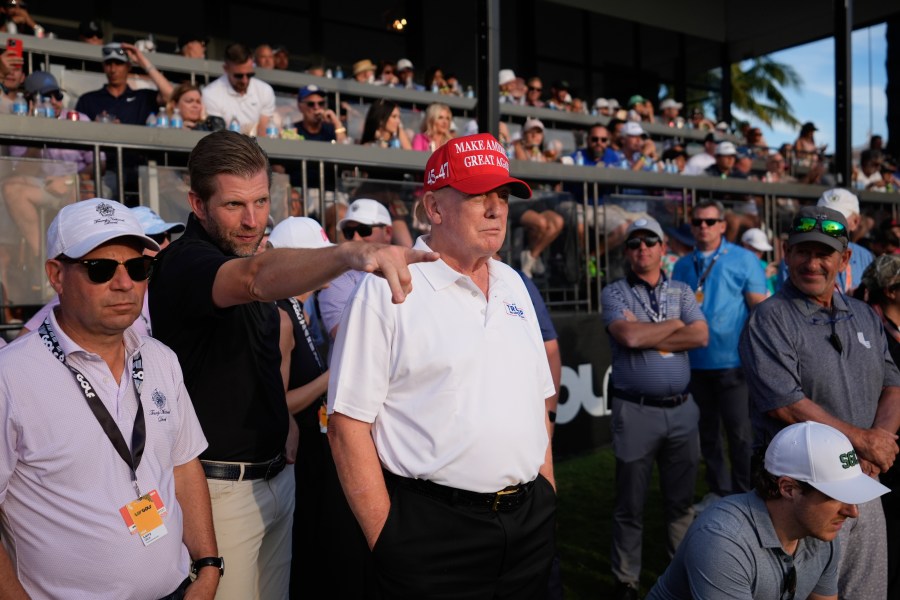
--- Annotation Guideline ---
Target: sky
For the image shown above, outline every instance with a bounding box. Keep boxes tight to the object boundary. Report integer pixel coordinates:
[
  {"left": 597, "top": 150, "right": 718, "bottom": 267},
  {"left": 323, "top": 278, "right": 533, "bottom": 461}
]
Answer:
[{"left": 733, "top": 23, "right": 888, "bottom": 153}]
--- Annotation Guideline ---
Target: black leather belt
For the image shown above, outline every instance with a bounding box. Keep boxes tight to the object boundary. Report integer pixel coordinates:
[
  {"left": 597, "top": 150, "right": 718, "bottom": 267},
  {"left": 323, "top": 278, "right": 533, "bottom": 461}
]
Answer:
[
  {"left": 201, "top": 454, "right": 286, "bottom": 481},
  {"left": 612, "top": 388, "right": 690, "bottom": 408},
  {"left": 384, "top": 471, "right": 535, "bottom": 512}
]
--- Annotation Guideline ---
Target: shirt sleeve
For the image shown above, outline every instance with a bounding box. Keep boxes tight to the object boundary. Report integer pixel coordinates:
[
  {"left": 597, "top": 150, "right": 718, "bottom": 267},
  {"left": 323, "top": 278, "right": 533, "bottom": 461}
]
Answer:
[
  {"left": 317, "top": 271, "right": 361, "bottom": 335},
  {"left": 742, "top": 250, "right": 768, "bottom": 295},
  {"left": 150, "top": 240, "right": 233, "bottom": 323},
  {"left": 260, "top": 84, "right": 276, "bottom": 118},
  {"left": 0, "top": 365, "right": 18, "bottom": 504},
  {"left": 738, "top": 302, "right": 807, "bottom": 413},
  {"left": 679, "top": 283, "right": 706, "bottom": 324},
  {"left": 681, "top": 527, "right": 757, "bottom": 600},
  {"left": 201, "top": 86, "right": 224, "bottom": 120},
  {"left": 519, "top": 271, "right": 557, "bottom": 341},
  {"left": 601, "top": 282, "right": 629, "bottom": 326}
]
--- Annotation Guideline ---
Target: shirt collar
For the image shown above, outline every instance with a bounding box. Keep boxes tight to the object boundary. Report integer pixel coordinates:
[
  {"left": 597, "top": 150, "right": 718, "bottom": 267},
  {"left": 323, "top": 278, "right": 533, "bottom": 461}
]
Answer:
[
  {"left": 413, "top": 236, "right": 496, "bottom": 292},
  {"left": 746, "top": 491, "right": 783, "bottom": 550},
  {"left": 782, "top": 279, "right": 850, "bottom": 316},
  {"left": 48, "top": 304, "right": 144, "bottom": 360},
  {"left": 626, "top": 269, "right": 666, "bottom": 291},
  {"left": 182, "top": 213, "right": 238, "bottom": 256}
]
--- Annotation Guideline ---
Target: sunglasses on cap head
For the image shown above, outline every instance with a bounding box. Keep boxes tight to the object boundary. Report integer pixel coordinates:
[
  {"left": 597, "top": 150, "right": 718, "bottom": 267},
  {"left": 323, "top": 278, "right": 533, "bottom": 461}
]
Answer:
[
  {"left": 790, "top": 215, "right": 848, "bottom": 239},
  {"left": 691, "top": 218, "right": 723, "bottom": 227},
  {"left": 59, "top": 256, "right": 155, "bottom": 284},
  {"left": 102, "top": 46, "right": 127, "bottom": 60},
  {"left": 625, "top": 235, "right": 661, "bottom": 250},
  {"left": 342, "top": 223, "right": 386, "bottom": 241}
]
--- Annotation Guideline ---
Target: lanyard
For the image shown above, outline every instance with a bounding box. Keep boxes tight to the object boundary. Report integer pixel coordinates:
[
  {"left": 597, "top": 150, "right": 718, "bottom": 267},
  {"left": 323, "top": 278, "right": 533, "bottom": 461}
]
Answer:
[
  {"left": 288, "top": 298, "right": 325, "bottom": 374},
  {"left": 39, "top": 318, "right": 146, "bottom": 498},
  {"left": 692, "top": 244, "right": 727, "bottom": 292},
  {"left": 630, "top": 278, "right": 669, "bottom": 323}
]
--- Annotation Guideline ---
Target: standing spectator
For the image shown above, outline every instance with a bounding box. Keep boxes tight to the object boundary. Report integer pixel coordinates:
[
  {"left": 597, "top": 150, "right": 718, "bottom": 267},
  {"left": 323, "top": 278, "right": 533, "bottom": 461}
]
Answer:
[
  {"left": 525, "top": 76, "right": 545, "bottom": 108},
  {"left": 672, "top": 200, "right": 767, "bottom": 512},
  {"left": 396, "top": 58, "right": 424, "bottom": 91},
  {"left": 77, "top": 19, "right": 104, "bottom": 45},
  {"left": 740, "top": 227, "right": 776, "bottom": 296},
  {"left": 808, "top": 188, "right": 873, "bottom": 295},
  {"left": 648, "top": 422, "right": 889, "bottom": 600},
  {"left": 359, "top": 99, "right": 411, "bottom": 149},
  {"left": 412, "top": 102, "right": 454, "bottom": 152},
  {"left": 294, "top": 84, "right": 347, "bottom": 143},
  {"left": 75, "top": 42, "right": 172, "bottom": 124},
  {"left": 254, "top": 44, "right": 275, "bottom": 70},
  {"left": 149, "top": 131, "right": 437, "bottom": 600},
  {"left": 683, "top": 133, "right": 718, "bottom": 175},
  {"left": 177, "top": 33, "right": 207, "bottom": 59},
  {"left": 740, "top": 205, "right": 900, "bottom": 600},
  {"left": 603, "top": 217, "right": 707, "bottom": 600},
  {"left": 0, "top": 199, "right": 220, "bottom": 599},
  {"left": 202, "top": 42, "right": 276, "bottom": 136},
  {"left": 327, "top": 132, "right": 557, "bottom": 598}
]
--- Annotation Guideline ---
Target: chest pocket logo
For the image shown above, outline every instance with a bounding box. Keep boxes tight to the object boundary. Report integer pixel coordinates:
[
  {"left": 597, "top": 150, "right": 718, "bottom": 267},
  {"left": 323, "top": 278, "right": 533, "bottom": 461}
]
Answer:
[
  {"left": 504, "top": 302, "right": 525, "bottom": 319},
  {"left": 857, "top": 332, "right": 872, "bottom": 349}
]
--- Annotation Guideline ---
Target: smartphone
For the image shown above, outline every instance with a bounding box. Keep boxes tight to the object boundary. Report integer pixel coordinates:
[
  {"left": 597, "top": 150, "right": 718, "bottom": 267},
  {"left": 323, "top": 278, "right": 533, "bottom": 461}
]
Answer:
[{"left": 6, "top": 38, "right": 23, "bottom": 59}]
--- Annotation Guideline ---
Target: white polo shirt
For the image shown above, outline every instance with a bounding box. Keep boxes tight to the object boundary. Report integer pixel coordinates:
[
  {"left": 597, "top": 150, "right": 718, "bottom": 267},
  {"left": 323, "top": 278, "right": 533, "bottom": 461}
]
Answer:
[
  {"left": 201, "top": 74, "right": 276, "bottom": 135},
  {"left": 0, "top": 309, "right": 207, "bottom": 600},
  {"left": 328, "top": 238, "right": 553, "bottom": 493}
]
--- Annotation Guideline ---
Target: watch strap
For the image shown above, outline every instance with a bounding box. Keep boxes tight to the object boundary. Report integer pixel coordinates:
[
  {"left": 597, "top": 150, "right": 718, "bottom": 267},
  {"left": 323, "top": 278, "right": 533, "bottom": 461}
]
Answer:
[{"left": 191, "top": 556, "right": 224, "bottom": 577}]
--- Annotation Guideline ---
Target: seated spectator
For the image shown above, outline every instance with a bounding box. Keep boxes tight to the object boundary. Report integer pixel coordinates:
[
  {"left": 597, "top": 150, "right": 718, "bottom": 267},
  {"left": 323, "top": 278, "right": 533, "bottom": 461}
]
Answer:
[
  {"left": 305, "top": 64, "right": 325, "bottom": 77},
  {"left": 75, "top": 42, "right": 173, "bottom": 124},
  {"left": 739, "top": 126, "right": 769, "bottom": 158},
  {"left": 0, "top": 0, "right": 43, "bottom": 36},
  {"left": 854, "top": 149, "right": 884, "bottom": 191},
  {"left": 661, "top": 146, "right": 688, "bottom": 173},
  {"left": 570, "top": 97, "right": 588, "bottom": 115},
  {"left": 704, "top": 141, "right": 745, "bottom": 179},
  {"left": 547, "top": 80, "right": 571, "bottom": 111},
  {"left": 512, "top": 199, "right": 564, "bottom": 280},
  {"left": 683, "top": 133, "right": 718, "bottom": 175},
  {"left": 359, "top": 98, "right": 411, "bottom": 149},
  {"left": 443, "top": 73, "right": 462, "bottom": 96},
  {"left": 167, "top": 82, "right": 224, "bottom": 131},
  {"left": 1, "top": 53, "right": 25, "bottom": 110},
  {"left": 254, "top": 44, "right": 276, "bottom": 70},
  {"left": 77, "top": 20, "right": 103, "bottom": 45},
  {"left": 202, "top": 42, "right": 275, "bottom": 136},
  {"left": 375, "top": 60, "right": 398, "bottom": 86},
  {"left": 687, "top": 107, "right": 715, "bottom": 131},
  {"left": 424, "top": 66, "right": 447, "bottom": 93},
  {"left": 396, "top": 58, "right": 424, "bottom": 91},
  {"left": 793, "top": 121, "right": 821, "bottom": 166},
  {"left": 627, "top": 95, "right": 654, "bottom": 123},
  {"left": 762, "top": 152, "right": 792, "bottom": 183},
  {"left": 593, "top": 97, "right": 612, "bottom": 118},
  {"left": 498, "top": 69, "right": 520, "bottom": 104},
  {"left": 656, "top": 98, "right": 685, "bottom": 128},
  {"left": 525, "top": 77, "right": 545, "bottom": 108},
  {"left": 610, "top": 121, "right": 658, "bottom": 172},
  {"left": 734, "top": 150, "right": 755, "bottom": 179},
  {"left": 352, "top": 59, "right": 376, "bottom": 84},
  {"left": 412, "top": 102, "right": 453, "bottom": 152},
  {"left": 881, "top": 161, "right": 898, "bottom": 193},
  {"left": 513, "top": 118, "right": 558, "bottom": 162},
  {"left": 294, "top": 85, "right": 347, "bottom": 143},
  {"left": 571, "top": 124, "right": 611, "bottom": 166},
  {"left": 177, "top": 33, "right": 207, "bottom": 59},
  {"left": 273, "top": 46, "right": 290, "bottom": 70}
]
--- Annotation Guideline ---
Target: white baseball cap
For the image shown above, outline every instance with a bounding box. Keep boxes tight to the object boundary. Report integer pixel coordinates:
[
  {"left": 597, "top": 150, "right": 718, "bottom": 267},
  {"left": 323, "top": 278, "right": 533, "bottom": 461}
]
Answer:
[
  {"left": 268, "top": 217, "right": 334, "bottom": 250},
  {"left": 660, "top": 98, "right": 683, "bottom": 110},
  {"left": 817, "top": 188, "right": 860, "bottom": 218},
  {"left": 48, "top": 198, "right": 160, "bottom": 259},
  {"left": 741, "top": 227, "right": 773, "bottom": 252},
  {"left": 765, "top": 422, "right": 890, "bottom": 505},
  {"left": 622, "top": 121, "right": 645, "bottom": 137},
  {"left": 715, "top": 141, "right": 737, "bottom": 156},
  {"left": 396, "top": 58, "right": 414, "bottom": 72},
  {"left": 338, "top": 199, "right": 392, "bottom": 229},
  {"left": 523, "top": 118, "right": 544, "bottom": 133},
  {"left": 594, "top": 97, "right": 610, "bottom": 110},
  {"left": 498, "top": 69, "right": 516, "bottom": 86},
  {"left": 129, "top": 206, "right": 185, "bottom": 236}
]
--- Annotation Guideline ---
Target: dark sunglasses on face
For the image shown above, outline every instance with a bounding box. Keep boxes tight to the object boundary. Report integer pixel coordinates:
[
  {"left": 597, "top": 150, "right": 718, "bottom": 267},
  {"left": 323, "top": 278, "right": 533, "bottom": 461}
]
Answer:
[
  {"left": 625, "top": 235, "right": 661, "bottom": 250},
  {"left": 691, "top": 218, "right": 723, "bottom": 227},
  {"left": 590, "top": 136, "right": 609, "bottom": 143},
  {"left": 232, "top": 72, "right": 255, "bottom": 80},
  {"left": 790, "top": 216, "right": 848, "bottom": 239},
  {"left": 59, "top": 256, "right": 155, "bottom": 284},
  {"left": 304, "top": 100, "right": 326, "bottom": 108},
  {"left": 528, "top": 86, "right": 542, "bottom": 92},
  {"left": 342, "top": 223, "right": 385, "bottom": 240}
]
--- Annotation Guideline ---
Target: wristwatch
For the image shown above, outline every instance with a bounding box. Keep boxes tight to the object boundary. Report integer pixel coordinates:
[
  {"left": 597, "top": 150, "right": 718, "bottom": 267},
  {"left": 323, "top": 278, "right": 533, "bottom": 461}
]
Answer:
[{"left": 191, "top": 556, "right": 225, "bottom": 577}]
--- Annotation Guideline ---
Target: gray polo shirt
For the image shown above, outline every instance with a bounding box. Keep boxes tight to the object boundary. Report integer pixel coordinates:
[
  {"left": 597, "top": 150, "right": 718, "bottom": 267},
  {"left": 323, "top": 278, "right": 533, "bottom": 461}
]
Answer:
[
  {"left": 739, "top": 280, "right": 900, "bottom": 445},
  {"left": 647, "top": 492, "right": 839, "bottom": 600},
  {"left": 602, "top": 274, "right": 705, "bottom": 396}
]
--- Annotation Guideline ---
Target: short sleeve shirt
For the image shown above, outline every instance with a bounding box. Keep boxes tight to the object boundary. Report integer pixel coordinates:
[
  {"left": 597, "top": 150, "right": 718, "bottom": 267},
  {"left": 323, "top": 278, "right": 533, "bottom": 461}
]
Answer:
[
  {"left": 74, "top": 86, "right": 160, "bottom": 125},
  {"left": 602, "top": 274, "right": 705, "bottom": 396},
  {"left": 739, "top": 280, "right": 900, "bottom": 444},
  {"left": 328, "top": 238, "right": 554, "bottom": 493},
  {"left": 317, "top": 270, "right": 366, "bottom": 336},
  {"left": 672, "top": 241, "right": 767, "bottom": 370},
  {"left": 519, "top": 270, "right": 557, "bottom": 342},
  {"left": 202, "top": 74, "right": 276, "bottom": 134},
  {"left": 647, "top": 492, "right": 839, "bottom": 600}
]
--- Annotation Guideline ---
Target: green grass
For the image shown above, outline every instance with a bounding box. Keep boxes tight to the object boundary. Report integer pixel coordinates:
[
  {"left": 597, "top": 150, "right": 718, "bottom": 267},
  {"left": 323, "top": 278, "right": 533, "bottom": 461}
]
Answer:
[{"left": 555, "top": 446, "right": 709, "bottom": 599}]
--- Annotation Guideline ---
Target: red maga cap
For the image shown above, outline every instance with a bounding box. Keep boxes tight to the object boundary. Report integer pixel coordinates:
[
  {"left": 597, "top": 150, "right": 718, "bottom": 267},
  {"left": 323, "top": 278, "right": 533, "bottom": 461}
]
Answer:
[{"left": 423, "top": 133, "right": 531, "bottom": 199}]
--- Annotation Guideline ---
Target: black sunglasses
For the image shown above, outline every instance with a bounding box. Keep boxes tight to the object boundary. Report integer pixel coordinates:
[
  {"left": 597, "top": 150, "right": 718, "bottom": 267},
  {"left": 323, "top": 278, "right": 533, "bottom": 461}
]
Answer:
[
  {"left": 691, "top": 218, "right": 723, "bottom": 227},
  {"left": 783, "top": 565, "right": 796, "bottom": 600},
  {"left": 625, "top": 235, "right": 661, "bottom": 250},
  {"left": 304, "top": 100, "right": 326, "bottom": 108},
  {"left": 528, "top": 86, "right": 542, "bottom": 92},
  {"left": 102, "top": 46, "right": 127, "bottom": 60},
  {"left": 590, "top": 136, "right": 609, "bottom": 143},
  {"left": 790, "top": 216, "right": 847, "bottom": 239},
  {"left": 342, "top": 224, "right": 385, "bottom": 240},
  {"left": 232, "top": 72, "right": 255, "bottom": 80},
  {"left": 60, "top": 256, "right": 155, "bottom": 284}
]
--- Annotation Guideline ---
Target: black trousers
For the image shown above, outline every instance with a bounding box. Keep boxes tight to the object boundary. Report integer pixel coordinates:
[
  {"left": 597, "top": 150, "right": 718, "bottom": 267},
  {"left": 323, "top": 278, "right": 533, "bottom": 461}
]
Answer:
[
  {"left": 373, "top": 474, "right": 557, "bottom": 600},
  {"left": 157, "top": 578, "right": 190, "bottom": 600}
]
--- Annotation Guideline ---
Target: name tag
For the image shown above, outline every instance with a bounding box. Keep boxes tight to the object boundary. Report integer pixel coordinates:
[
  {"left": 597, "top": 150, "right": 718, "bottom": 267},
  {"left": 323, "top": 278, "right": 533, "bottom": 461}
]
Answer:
[{"left": 120, "top": 489, "right": 168, "bottom": 546}]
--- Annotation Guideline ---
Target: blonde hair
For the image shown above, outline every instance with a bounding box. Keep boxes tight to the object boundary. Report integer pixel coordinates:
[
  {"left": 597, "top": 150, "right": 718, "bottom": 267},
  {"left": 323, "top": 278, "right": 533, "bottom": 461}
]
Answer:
[{"left": 421, "top": 102, "right": 454, "bottom": 140}]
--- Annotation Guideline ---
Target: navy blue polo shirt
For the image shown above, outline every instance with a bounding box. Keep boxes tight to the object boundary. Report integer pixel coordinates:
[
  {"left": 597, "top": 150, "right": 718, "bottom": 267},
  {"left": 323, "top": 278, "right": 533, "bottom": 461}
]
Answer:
[{"left": 75, "top": 86, "right": 160, "bottom": 125}]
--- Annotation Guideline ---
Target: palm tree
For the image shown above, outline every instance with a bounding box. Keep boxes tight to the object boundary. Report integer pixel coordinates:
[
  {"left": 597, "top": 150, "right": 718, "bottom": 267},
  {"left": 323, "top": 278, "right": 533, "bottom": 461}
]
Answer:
[{"left": 727, "top": 57, "right": 804, "bottom": 128}]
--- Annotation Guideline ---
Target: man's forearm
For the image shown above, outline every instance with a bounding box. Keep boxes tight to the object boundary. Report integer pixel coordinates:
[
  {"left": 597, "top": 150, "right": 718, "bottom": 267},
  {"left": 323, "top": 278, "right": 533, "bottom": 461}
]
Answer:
[
  {"left": 874, "top": 386, "right": 900, "bottom": 434},
  {"left": 0, "top": 541, "right": 30, "bottom": 599},
  {"left": 607, "top": 319, "right": 684, "bottom": 349},
  {"left": 173, "top": 459, "right": 218, "bottom": 559},
  {"left": 327, "top": 413, "right": 391, "bottom": 550},
  {"left": 656, "top": 321, "right": 708, "bottom": 352}
]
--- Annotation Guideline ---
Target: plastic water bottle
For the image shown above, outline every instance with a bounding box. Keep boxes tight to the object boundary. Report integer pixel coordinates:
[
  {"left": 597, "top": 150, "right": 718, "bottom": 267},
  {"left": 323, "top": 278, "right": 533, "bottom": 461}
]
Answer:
[
  {"left": 228, "top": 117, "right": 241, "bottom": 132},
  {"left": 431, "top": 82, "right": 440, "bottom": 94},
  {"left": 620, "top": 158, "right": 629, "bottom": 170},
  {"left": 145, "top": 112, "right": 157, "bottom": 127},
  {"left": 389, "top": 135, "right": 401, "bottom": 149},
  {"left": 265, "top": 118, "right": 279, "bottom": 139},
  {"left": 574, "top": 151, "right": 584, "bottom": 166},
  {"left": 41, "top": 96, "right": 55, "bottom": 118},
  {"left": 466, "top": 86, "right": 474, "bottom": 99},
  {"left": 334, "top": 65, "right": 344, "bottom": 79},
  {"left": 169, "top": 107, "right": 183, "bottom": 129},
  {"left": 325, "top": 69, "right": 333, "bottom": 79},
  {"left": 12, "top": 92, "right": 27, "bottom": 116},
  {"left": 156, "top": 108, "right": 169, "bottom": 128},
  {"left": 282, "top": 117, "right": 293, "bottom": 133}
]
